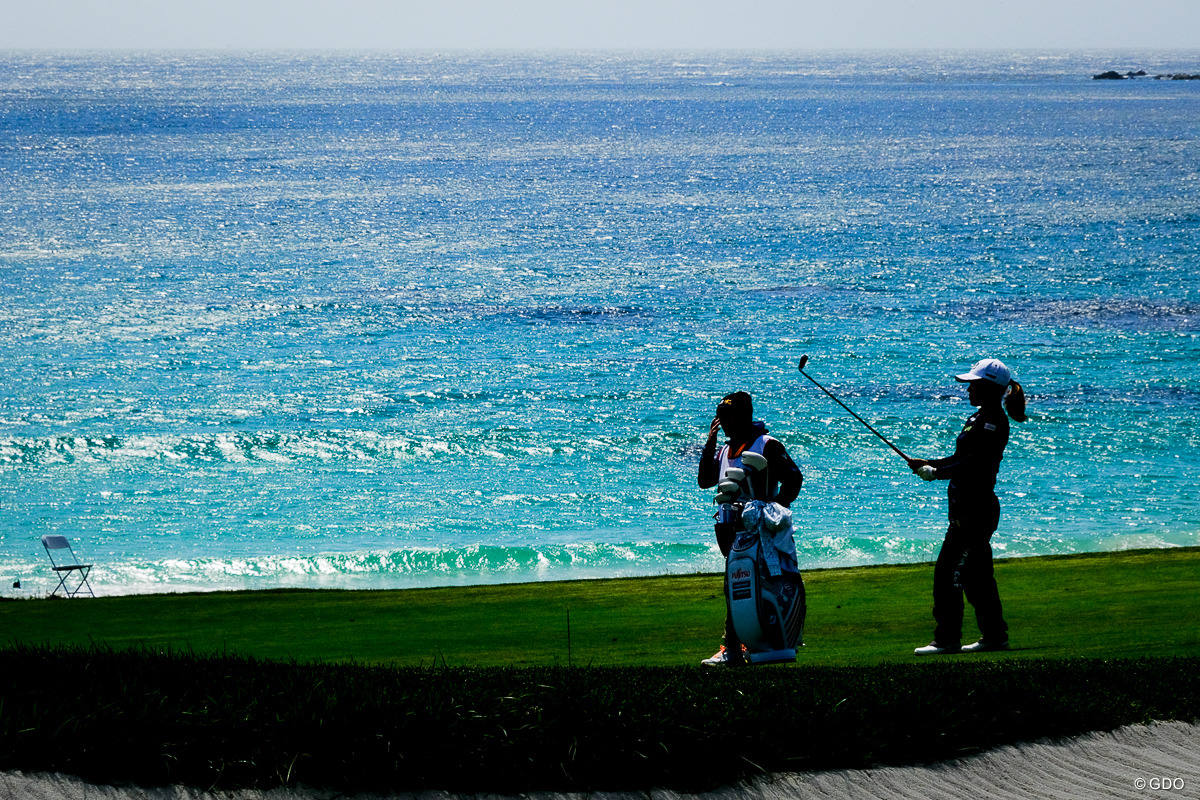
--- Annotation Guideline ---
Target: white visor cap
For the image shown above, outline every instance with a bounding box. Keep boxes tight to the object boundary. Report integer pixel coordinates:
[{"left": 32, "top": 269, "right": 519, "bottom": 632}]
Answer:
[{"left": 955, "top": 358, "right": 1012, "bottom": 387}]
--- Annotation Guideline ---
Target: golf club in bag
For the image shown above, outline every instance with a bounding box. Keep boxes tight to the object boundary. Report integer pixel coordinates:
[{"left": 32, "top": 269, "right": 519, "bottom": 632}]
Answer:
[{"left": 717, "top": 451, "right": 806, "bottom": 664}]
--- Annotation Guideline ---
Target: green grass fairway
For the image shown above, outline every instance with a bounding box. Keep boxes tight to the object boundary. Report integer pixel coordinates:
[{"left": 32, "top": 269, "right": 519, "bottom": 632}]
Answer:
[{"left": 3, "top": 547, "right": 1198, "bottom": 666}]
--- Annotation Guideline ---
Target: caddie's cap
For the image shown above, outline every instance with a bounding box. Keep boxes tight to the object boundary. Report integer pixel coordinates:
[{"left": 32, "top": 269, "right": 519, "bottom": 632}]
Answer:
[{"left": 717, "top": 391, "right": 753, "bottom": 420}]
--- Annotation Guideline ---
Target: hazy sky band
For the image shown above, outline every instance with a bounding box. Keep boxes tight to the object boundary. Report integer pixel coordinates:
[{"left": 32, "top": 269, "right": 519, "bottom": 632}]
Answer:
[{"left": 4, "top": 0, "right": 1199, "bottom": 50}]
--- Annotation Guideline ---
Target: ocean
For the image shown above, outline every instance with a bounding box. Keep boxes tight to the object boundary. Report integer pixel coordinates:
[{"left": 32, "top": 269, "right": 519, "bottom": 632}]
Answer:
[{"left": 2, "top": 49, "right": 1197, "bottom": 596}]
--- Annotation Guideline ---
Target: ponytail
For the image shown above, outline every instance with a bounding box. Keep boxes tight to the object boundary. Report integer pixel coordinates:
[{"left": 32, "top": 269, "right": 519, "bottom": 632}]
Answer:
[{"left": 1005, "top": 380, "right": 1027, "bottom": 423}]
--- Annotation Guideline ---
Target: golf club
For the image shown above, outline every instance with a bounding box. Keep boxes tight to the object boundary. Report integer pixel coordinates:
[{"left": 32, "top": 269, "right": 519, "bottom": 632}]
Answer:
[{"left": 797, "top": 355, "right": 911, "bottom": 461}]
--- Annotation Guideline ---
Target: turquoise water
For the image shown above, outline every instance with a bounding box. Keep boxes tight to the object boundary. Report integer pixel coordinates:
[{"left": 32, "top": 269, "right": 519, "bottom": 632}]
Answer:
[{"left": 2, "top": 50, "right": 1198, "bottom": 595}]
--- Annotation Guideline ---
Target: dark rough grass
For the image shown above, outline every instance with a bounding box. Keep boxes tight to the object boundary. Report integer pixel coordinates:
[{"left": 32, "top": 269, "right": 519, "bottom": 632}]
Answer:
[{"left": 2, "top": 644, "right": 1197, "bottom": 794}]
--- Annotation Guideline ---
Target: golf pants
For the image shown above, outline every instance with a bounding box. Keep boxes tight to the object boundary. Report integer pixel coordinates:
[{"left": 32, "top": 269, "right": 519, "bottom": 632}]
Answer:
[
  {"left": 716, "top": 522, "right": 742, "bottom": 652},
  {"left": 933, "top": 515, "right": 1008, "bottom": 645}
]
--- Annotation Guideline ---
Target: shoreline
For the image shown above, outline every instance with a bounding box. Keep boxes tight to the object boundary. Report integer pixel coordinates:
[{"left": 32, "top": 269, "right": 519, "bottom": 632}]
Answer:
[
  {"left": 8, "top": 542, "right": 1198, "bottom": 602},
  {"left": 3, "top": 719, "right": 1196, "bottom": 800}
]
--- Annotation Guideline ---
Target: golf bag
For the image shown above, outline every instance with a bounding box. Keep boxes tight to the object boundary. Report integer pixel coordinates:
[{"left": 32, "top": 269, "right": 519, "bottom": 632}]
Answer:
[
  {"left": 726, "top": 524, "right": 806, "bottom": 664},
  {"left": 713, "top": 450, "right": 805, "bottom": 664}
]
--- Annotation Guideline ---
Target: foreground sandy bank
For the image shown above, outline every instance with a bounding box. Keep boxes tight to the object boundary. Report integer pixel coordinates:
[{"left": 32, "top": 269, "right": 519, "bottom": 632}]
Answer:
[{"left": 3, "top": 720, "right": 1196, "bottom": 800}]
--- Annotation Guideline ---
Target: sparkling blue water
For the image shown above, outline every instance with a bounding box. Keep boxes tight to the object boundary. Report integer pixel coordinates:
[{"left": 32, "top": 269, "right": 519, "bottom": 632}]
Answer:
[{"left": 2, "top": 50, "right": 1198, "bottom": 596}]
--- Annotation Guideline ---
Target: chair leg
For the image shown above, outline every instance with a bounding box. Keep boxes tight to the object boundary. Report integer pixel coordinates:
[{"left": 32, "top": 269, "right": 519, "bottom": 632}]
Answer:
[
  {"left": 54, "top": 567, "right": 94, "bottom": 598},
  {"left": 73, "top": 569, "right": 95, "bottom": 598}
]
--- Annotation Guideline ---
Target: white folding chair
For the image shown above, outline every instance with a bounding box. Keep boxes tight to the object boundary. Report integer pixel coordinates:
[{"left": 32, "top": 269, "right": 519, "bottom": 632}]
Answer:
[{"left": 41, "top": 535, "right": 95, "bottom": 598}]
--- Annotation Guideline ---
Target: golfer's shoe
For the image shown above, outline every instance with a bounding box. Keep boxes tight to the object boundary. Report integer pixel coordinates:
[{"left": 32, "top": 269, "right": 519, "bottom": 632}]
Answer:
[
  {"left": 914, "top": 641, "right": 962, "bottom": 655},
  {"left": 701, "top": 644, "right": 747, "bottom": 667},
  {"left": 962, "top": 638, "right": 1010, "bottom": 653}
]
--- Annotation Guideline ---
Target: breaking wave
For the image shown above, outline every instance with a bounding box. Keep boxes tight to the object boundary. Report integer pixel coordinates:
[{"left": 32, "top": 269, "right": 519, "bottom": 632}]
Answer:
[{"left": 6, "top": 541, "right": 719, "bottom": 597}]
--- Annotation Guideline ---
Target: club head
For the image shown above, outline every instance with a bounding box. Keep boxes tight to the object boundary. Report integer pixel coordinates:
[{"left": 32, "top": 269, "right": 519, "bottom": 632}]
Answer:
[{"left": 798, "top": 355, "right": 809, "bottom": 371}]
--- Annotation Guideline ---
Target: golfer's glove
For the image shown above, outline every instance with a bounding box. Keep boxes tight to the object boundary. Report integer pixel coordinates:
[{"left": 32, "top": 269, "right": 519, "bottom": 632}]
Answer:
[{"left": 917, "top": 465, "right": 937, "bottom": 481}]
